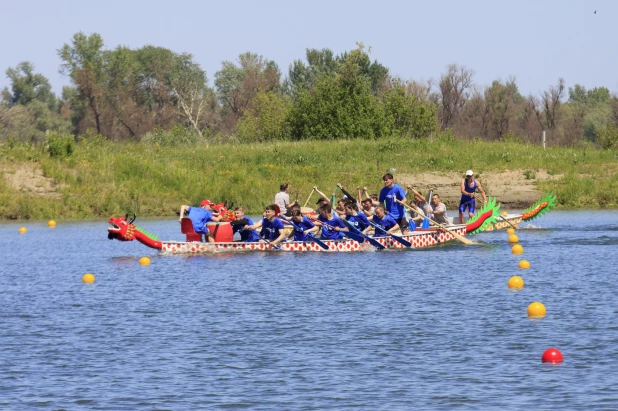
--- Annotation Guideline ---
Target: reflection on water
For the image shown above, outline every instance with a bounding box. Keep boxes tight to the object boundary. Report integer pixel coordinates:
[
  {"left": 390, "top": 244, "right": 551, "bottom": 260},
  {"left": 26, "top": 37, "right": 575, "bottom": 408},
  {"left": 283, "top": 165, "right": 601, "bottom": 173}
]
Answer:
[{"left": 0, "top": 210, "right": 617, "bottom": 409}]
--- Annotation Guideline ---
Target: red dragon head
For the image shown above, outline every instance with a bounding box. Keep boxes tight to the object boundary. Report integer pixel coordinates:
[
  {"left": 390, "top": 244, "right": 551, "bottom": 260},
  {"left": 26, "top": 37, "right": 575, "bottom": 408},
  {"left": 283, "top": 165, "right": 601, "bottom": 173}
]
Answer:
[
  {"left": 108, "top": 214, "right": 162, "bottom": 249},
  {"left": 108, "top": 214, "right": 137, "bottom": 241},
  {"left": 211, "top": 203, "right": 236, "bottom": 222}
]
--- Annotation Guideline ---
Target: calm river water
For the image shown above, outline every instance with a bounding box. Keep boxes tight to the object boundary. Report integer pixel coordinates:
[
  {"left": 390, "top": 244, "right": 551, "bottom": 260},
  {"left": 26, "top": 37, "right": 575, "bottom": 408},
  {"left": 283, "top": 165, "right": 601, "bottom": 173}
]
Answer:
[{"left": 1, "top": 211, "right": 618, "bottom": 410}]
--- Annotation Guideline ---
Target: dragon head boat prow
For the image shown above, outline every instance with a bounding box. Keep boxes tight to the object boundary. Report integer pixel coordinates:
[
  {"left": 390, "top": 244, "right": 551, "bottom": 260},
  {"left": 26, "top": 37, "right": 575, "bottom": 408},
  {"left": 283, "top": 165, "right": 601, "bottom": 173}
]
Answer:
[
  {"left": 465, "top": 197, "right": 500, "bottom": 234},
  {"left": 108, "top": 214, "right": 162, "bottom": 249}
]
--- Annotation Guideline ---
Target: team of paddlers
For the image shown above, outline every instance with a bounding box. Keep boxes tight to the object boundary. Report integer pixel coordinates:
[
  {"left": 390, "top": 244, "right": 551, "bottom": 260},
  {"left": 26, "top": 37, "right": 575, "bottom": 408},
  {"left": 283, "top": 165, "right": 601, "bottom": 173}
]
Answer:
[{"left": 179, "top": 171, "right": 487, "bottom": 246}]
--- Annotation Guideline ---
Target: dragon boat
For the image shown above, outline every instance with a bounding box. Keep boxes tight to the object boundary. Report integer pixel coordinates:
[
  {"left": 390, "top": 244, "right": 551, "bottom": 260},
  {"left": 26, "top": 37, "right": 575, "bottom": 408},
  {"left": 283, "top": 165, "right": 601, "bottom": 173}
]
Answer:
[
  {"left": 457, "top": 191, "right": 557, "bottom": 232},
  {"left": 107, "top": 199, "right": 501, "bottom": 254}
]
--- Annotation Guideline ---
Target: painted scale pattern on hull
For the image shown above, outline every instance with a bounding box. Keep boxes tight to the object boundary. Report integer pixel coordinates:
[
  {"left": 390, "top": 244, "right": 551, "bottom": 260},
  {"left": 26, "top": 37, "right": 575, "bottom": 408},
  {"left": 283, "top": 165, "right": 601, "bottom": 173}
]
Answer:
[{"left": 159, "top": 226, "right": 467, "bottom": 254}]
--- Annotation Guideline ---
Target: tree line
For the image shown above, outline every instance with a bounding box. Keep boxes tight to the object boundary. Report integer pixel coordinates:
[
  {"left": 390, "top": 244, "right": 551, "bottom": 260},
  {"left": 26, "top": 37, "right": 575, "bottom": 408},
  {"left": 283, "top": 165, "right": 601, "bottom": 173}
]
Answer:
[{"left": 1, "top": 32, "right": 617, "bottom": 149}]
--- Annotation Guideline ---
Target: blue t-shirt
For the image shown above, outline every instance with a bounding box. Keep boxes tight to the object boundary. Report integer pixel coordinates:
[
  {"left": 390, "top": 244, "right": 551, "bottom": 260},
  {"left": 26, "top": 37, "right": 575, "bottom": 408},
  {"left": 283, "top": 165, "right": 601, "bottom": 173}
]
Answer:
[
  {"left": 188, "top": 206, "right": 213, "bottom": 234},
  {"left": 318, "top": 214, "right": 346, "bottom": 240},
  {"left": 345, "top": 213, "right": 370, "bottom": 232},
  {"left": 232, "top": 217, "right": 261, "bottom": 242},
  {"left": 260, "top": 217, "right": 285, "bottom": 242},
  {"left": 379, "top": 184, "right": 406, "bottom": 219},
  {"left": 372, "top": 214, "right": 398, "bottom": 237},
  {"left": 291, "top": 216, "right": 315, "bottom": 242}
]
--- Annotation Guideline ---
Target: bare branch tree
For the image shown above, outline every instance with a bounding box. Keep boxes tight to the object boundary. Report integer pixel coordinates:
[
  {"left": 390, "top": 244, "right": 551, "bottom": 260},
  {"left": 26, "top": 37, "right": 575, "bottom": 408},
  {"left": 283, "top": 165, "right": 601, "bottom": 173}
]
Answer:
[{"left": 438, "top": 64, "right": 473, "bottom": 129}]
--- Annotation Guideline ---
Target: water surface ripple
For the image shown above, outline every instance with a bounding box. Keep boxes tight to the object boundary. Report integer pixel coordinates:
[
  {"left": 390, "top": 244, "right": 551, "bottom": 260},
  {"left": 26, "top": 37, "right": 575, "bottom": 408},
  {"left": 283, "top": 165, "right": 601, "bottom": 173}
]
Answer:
[{"left": 1, "top": 211, "right": 618, "bottom": 410}]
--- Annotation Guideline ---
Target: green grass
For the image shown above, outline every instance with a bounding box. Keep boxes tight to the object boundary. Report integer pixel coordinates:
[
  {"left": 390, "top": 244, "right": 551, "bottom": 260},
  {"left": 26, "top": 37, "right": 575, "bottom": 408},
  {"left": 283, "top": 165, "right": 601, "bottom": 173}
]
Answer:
[{"left": 1, "top": 137, "right": 617, "bottom": 219}]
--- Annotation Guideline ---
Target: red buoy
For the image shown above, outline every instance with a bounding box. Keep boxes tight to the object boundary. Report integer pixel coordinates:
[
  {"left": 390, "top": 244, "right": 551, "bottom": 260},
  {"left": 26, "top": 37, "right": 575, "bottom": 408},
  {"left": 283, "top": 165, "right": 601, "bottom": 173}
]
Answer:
[{"left": 542, "top": 348, "right": 564, "bottom": 363}]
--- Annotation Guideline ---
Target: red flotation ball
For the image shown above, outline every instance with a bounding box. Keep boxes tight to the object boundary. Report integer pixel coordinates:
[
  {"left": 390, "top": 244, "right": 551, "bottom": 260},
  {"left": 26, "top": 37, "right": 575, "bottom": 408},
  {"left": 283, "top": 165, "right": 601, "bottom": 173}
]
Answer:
[{"left": 541, "top": 348, "right": 564, "bottom": 364}]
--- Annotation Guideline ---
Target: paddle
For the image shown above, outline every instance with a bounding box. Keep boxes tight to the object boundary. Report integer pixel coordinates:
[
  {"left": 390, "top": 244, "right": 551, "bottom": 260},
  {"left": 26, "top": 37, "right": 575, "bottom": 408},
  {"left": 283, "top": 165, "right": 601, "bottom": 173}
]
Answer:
[
  {"left": 499, "top": 214, "right": 518, "bottom": 230},
  {"left": 261, "top": 237, "right": 281, "bottom": 250},
  {"left": 366, "top": 219, "right": 412, "bottom": 247},
  {"left": 342, "top": 218, "right": 385, "bottom": 250},
  {"left": 280, "top": 216, "right": 330, "bottom": 250},
  {"left": 311, "top": 218, "right": 365, "bottom": 243},
  {"left": 396, "top": 199, "right": 472, "bottom": 245},
  {"left": 302, "top": 188, "right": 315, "bottom": 207}
]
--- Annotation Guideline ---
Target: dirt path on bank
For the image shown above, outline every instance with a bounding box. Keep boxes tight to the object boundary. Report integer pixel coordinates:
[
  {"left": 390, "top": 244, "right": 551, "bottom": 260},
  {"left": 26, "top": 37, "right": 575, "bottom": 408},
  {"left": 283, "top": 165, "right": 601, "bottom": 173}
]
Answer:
[
  {"left": 1, "top": 162, "right": 63, "bottom": 199},
  {"left": 396, "top": 170, "right": 561, "bottom": 209}
]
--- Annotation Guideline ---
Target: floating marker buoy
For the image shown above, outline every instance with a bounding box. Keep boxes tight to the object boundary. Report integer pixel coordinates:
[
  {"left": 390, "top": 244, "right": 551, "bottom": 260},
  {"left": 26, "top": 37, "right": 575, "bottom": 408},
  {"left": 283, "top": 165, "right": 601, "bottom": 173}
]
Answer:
[
  {"left": 506, "top": 228, "right": 515, "bottom": 235},
  {"left": 139, "top": 257, "right": 151, "bottom": 266},
  {"left": 48, "top": 220, "right": 57, "bottom": 227},
  {"left": 508, "top": 234, "right": 519, "bottom": 244},
  {"left": 508, "top": 275, "right": 524, "bottom": 289},
  {"left": 518, "top": 260, "right": 531, "bottom": 269},
  {"left": 527, "top": 302, "right": 546, "bottom": 318},
  {"left": 542, "top": 348, "right": 563, "bottom": 363},
  {"left": 512, "top": 244, "right": 524, "bottom": 254},
  {"left": 501, "top": 211, "right": 508, "bottom": 216},
  {"left": 18, "top": 227, "right": 27, "bottom": 234},
  {"left": 82, "top": 273, "right": 96, "bottom": 283}
]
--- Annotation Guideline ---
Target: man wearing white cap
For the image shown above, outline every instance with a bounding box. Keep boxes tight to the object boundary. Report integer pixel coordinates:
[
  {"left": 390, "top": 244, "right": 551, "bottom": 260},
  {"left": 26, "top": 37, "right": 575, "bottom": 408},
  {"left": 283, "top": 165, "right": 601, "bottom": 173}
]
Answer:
[{"left": 459, "top": 170, "right": 487, "bottom": 224}]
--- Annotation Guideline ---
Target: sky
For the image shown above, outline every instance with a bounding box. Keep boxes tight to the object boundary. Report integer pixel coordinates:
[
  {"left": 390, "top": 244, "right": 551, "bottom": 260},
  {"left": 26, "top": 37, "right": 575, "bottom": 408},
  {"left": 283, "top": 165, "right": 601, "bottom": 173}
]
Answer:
[{"left": 1, "top": 0, "right": 616, "bottom": 97}]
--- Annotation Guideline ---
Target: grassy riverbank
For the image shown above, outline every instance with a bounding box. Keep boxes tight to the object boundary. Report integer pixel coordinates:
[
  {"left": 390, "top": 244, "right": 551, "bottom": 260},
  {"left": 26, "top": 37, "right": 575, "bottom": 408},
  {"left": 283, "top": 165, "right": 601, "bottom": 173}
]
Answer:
[{"left": 1, "top": 136, "right": 617, "bottom": 219}]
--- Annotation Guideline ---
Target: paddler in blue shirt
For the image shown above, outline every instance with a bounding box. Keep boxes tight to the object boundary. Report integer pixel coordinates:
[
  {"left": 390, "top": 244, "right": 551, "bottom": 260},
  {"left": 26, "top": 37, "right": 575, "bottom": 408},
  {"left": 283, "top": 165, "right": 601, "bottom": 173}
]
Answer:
[
  {"left": 370, "top": 205, "right": 400, "bottom": 237},
  {"left": 288, "top": 209, "right": 319, "bottom": 241},
  {"left": 230, "top": 206, "right": 260, "bottom": 242},
  {"left": 344, "top": 201, "right": 371, "bottom": 233},
  {"left": 459, "top": 170, "right": 487, "bottom": 224},
  {"left": 315, "top": 203, "right": 347, "bottom": 240},
  {"left": 179, "top": 199, "right": 222, "bottom": 242},
  {"left": 246, "top": 204, "right": 287, "bottom": 246}
]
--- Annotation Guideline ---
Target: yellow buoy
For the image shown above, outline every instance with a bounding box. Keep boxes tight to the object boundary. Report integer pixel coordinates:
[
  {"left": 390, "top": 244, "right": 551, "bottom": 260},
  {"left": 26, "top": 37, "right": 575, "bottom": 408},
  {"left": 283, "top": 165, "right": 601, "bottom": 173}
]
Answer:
[
  {"left": 139, "top": 256, "right": 151, "bottom": 266},
  {"left": 48, "top": 220, "right": 57, "bottom": 227},
  {"left": 508, "top": 234, "right": 519, "bottom": 244},
  {"left": 82, "top": 273, "right": 96, "bottom": 283},
  {"left": 512, "top": 244, "right": 524, "bottom": 254},
  {"left": 508, "top": 275, "right": 524, "bottom": 289},
  {"left": 506, "top": 227, "right": 515, "bottom": 235},
  {"left": 18, "top": 227, "right": 27, "bottom": 234},
  {"left": 518, "top": 260, "right": 531, "bottom": 269},
  {"left": 501, "top": 211, "right": 508, "bottom": 216},
  {"left": 527, "top": 302, "right": 546, "bottom": 318}
]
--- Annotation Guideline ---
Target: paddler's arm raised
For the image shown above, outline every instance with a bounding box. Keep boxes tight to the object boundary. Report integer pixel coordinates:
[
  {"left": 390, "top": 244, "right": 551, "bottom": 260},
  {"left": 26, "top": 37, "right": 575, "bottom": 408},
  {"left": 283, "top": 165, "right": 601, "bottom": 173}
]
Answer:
[
  {"left": 313, "top": 186, "right": 331, "bottom": 205},
  {"left": 336, "top": 183, "right": 356, "bottom": 202}
]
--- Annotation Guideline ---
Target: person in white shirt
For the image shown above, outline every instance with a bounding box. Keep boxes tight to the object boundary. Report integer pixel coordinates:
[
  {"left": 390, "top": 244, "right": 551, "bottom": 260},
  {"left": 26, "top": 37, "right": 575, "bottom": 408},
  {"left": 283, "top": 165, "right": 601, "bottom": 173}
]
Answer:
[{"left": 274, "top": 183, "right": 290, "bottom": 215}]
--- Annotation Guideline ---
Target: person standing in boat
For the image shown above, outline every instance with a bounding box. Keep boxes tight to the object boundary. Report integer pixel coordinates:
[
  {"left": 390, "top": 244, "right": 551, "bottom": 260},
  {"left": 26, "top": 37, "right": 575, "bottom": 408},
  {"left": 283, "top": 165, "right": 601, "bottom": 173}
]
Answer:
[
  {"left": 246, "top": 204, "right": 287, "bottom": 246},
  {"left": 230, "top": 206, "right": 260, "bottom": 242},
  {"left": 373, "top": 173, "right": 409, "bottom": 234},
  {"left": 274, "top": 183, "right": 291, "bottom": 216},
  {"left": 314, "top": 203, "right": 347, "bottom": 241},
  {"left": 178, "top": 199, "right": 223, "bottom": 243},
  {"left": 459, "top": 170, "right": 487, "bottom": 224}
]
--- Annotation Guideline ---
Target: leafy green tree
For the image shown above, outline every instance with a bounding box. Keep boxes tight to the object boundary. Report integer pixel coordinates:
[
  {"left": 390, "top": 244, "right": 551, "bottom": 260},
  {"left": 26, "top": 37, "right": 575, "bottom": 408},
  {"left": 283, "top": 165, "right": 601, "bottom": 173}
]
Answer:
[
  {"left": 598, "top": 124, "right": 618, "bottom": 149},
  {"left": 2, "top": 62, "right": 57, "bottom": 110},
  {"left": 58, "top": 32, "right": 106, "bottom": 134},
  {"left": 215, "top": 52, "right": 281, "bottom": 132},
  {"left": 287, "top": 73, "right": 386, "bottom": 139},
  {"left": 382, "top": 79, "right": 436, "bottom": 138},
  {"left": 236, "top": 91, "right": 291, "bottom": 142},
  {"left": 286, "top": 48, "right": 338, "bottom": 96}
]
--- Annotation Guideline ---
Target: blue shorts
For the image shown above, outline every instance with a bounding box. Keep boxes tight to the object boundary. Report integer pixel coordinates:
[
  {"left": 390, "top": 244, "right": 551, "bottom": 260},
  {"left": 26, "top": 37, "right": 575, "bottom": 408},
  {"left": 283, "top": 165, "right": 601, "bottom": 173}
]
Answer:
[{"left": 459, "top": 200, "right": 475, "bottom": 214}]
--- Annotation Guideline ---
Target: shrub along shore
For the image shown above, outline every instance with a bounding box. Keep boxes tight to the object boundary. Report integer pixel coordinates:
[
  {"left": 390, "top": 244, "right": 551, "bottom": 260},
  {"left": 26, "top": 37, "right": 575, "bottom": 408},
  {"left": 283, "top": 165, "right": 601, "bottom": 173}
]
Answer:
[{"left": 1, "top": 136, "right": 617, "bottom": 220}]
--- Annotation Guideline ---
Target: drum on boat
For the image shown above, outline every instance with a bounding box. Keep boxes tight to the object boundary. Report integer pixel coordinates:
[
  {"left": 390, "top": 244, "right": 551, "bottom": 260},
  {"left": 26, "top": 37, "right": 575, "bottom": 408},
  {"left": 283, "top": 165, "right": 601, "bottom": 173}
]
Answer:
[
  {"left": 300, "top": 207, "right": 316, "bottom": 218},
  {"left": 206, "top": 222, "right": 233, "bottom": 242}
]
